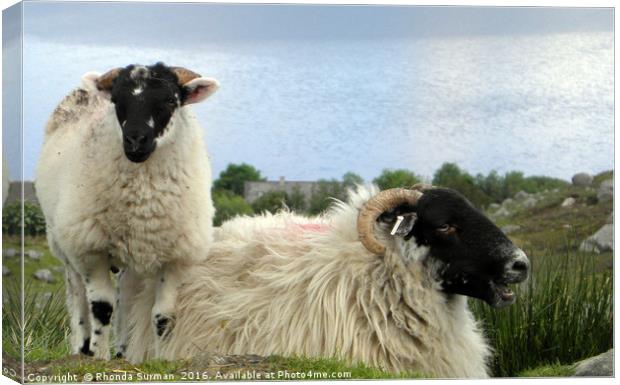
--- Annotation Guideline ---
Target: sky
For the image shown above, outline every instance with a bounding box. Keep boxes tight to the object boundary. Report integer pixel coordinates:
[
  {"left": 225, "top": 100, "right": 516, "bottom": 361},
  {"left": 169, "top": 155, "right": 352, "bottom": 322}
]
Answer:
[
  {"left": 22, "top": 4, "right": 613, "bottom": 44},
  {"left": 2, "top": 2, "right": 614, "bottom": 181}
]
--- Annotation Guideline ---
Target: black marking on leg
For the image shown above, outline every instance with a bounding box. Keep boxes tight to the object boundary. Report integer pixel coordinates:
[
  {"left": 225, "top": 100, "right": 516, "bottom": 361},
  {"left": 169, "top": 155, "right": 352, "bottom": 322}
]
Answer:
[
  {"left": 80, "top": 338, "right": 94, "bottom": 356},
  {"left": 115, "top": 344, "right": 127, "bottom": 359},
  {"left": 94, "top": 329, "right": 102, "bottom": 335},
  {"left": 154, "top": 314, "right": 176, "bottom": 339},
  {"left": 79, "top": 319, "right": 84, "bottom": 325},
  {"left": 155, "top": 314, "right": 168, "bottom": 336},
  {"left": 110, "top": 265, "right": 120, "bottom": 274},
  {"left": 91, "top": 301, "right": 113, "bottom": 325}
]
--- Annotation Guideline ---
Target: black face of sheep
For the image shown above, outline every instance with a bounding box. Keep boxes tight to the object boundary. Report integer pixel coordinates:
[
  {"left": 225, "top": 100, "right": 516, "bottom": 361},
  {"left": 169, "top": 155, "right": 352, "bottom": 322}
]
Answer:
[
  {"left": 410, "top": 188, "right": 529, "bottom": 308},
  {"left": 94, "top": 62, "right": 219, "bottom": 163},
  {"left": 373, "top": 187, "right": 529, "bottom": 309}
]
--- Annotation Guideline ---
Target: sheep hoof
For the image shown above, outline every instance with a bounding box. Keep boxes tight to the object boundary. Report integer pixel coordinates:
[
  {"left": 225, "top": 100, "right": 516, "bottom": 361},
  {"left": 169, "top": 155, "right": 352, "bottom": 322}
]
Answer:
[
  {"left": 154, "top": 313, "right": 175, "bottom": 339},
  {"left": 115, "top": 345, "right": 126, "bottom": 359}
]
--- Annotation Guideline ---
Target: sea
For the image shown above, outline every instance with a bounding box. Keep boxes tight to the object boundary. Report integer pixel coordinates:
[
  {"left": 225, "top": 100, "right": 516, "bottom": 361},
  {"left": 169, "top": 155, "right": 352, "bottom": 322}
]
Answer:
[{"left": 18, "top": 31, "right": 613, "bottom": 182}]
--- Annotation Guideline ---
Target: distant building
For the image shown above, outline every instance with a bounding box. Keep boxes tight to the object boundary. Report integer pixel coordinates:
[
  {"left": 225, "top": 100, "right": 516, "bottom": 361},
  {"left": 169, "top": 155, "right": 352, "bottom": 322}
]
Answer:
[
  {"left": 5, "top": 181, "right": 38, "bottom": 205},
  {"left": 244, "top": 177, "right": 319, "bottom": 203}
]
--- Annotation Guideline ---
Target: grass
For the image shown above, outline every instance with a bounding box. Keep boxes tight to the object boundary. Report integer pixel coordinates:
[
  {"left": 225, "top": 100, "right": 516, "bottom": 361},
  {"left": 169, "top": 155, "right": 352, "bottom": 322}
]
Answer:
[
  {"left": 2, "top": 277, "right": 70, "bottom": 362},
  {"left": 3, "top": 235, "right": 65, "bottom": 294},
  {"left": 2, "top": 170, "right": 614, "bottom": 379},
  {"left": 265, "top": 356, "right": 426, "bottom": 380},
  {"left": 517, "top": 362, "right": 576, "bottom": 377},
  {"left": 40, "top": 355, "right": 424, "bottom": 382}
]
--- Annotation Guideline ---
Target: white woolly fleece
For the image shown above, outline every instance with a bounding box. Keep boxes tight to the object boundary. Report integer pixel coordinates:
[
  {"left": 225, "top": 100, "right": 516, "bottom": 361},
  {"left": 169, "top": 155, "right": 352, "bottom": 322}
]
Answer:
[{"left": 35, "top": 88, "right": 215, "bottom": 275}]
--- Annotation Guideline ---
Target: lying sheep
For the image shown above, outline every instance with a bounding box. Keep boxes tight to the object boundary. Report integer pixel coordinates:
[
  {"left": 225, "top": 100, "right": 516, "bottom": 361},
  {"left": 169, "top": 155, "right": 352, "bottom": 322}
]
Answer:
[
  {"left": 35, "top": 63, "right": 219, "bottom": 359},
  {"left": 126, "top": 185, "right": 529, "bottom": 378}
]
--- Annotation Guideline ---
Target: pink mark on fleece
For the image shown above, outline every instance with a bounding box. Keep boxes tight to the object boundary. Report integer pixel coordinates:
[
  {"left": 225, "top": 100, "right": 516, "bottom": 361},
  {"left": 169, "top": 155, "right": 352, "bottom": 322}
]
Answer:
[
  {"left": 267, "top": 222, "right": 330, "bottom": 240},
  {"left": 296, "top": 223, "right": 329, "bottom": 233}
]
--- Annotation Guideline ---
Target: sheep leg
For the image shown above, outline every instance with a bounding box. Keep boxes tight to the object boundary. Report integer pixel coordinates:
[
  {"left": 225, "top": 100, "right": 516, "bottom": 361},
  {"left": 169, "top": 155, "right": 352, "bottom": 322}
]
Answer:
[
  {"left": 114, "top": 267, "right": 142, "bottom": 358},
  {"left": 73, "top": 254, "right": 115, "bottom": 360},
  {"left": 151, "top": 263, "right": 184, "bottom": 339},
  {"left": 64, "top": 263, "right": 92, "bottom": 355},
  {"left": 47, "top": 235, "right": 92, "bottom": 355}
]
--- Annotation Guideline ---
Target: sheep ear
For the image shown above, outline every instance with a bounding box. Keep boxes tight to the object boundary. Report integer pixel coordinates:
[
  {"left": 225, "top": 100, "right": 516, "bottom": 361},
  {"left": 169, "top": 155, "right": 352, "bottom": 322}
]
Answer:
[
  {"left": 391, "top": 213, "right": 417, "bottom": 237},
  {"left": 81, "top": 71, "right": 114, "bottom": 100},
  {"left": 81, "top": 72, "right": 103, "bottom": 93},
  {"left": 182, "top": 77, "right": 219, "bottom": 105}
]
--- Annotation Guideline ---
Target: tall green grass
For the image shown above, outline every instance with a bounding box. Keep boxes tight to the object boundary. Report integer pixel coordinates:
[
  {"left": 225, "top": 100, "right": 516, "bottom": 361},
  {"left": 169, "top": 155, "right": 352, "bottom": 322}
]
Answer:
[
  {"left": 3, "top": 278, "right": 70, "bottom": 361},
  {"left": 471, "top": 240, "right": 613, "bottom": 377}
]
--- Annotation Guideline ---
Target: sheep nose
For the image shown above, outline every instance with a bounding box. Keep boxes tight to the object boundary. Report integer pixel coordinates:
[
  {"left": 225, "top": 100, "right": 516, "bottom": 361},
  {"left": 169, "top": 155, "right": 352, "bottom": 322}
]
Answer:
[
  {"left": 124, "top": 134, "right": 148, "bottom": 151},
  {"left": 505, "top": 248, "right": 530, "bottom": 282}
]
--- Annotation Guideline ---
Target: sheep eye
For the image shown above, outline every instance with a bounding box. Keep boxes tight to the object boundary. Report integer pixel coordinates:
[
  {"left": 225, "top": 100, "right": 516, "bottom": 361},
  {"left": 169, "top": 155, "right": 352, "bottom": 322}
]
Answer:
[
  {"left": 436, "top": 224, "right": 455, "bottom": 234},
  {"left": 166, "top": 98, "right": 177, "bottom": 108}
]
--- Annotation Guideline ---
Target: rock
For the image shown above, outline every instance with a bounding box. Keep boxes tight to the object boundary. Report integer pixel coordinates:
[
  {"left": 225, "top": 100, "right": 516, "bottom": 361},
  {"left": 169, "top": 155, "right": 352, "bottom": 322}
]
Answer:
[
  {"left": 561, "top": 197, "right": 576, "bottom": 207},
  {"left": 3, "top": 248, "right": 16, "bottom": 258},
  {"left": 574, "top": 349, "right": 613, "bottom": 376},
  {"left": 492, "top": 206, "right": 511, "bottom": 219},
  {"left": 580, "top": 224, "right": 614, "bottom": 253},
  {"left": 514, "top": 190, "right": 529, "bottom": 200},
  {"left": 488, "top": 203, "right": 501, "bottom": 211},
  {"left": 26, "top": 250, "right": 41, "bottom": 260},
  {"left": 501, "top": 225, "right": 521, "bottom": 235},
  {"left": 33, "top": 269, "right": 55, "bottom": 283},
  {"left": 502, "top": 198, "right": 515, "bottom": 207},
  {"left": 597, "top": 179, "right": 613, "bottom": 203},
  {"left": 42, "top": 292, "right": 53, "bottom": 302},
  {"left": 2, "top": 266, "right": 10, "bottom": 276},
  {"left": 572, "top": 172, "right": 594, "bottom": 187},
  {"left": 521, "top": 196, "right": 538, "bottom": 209}
]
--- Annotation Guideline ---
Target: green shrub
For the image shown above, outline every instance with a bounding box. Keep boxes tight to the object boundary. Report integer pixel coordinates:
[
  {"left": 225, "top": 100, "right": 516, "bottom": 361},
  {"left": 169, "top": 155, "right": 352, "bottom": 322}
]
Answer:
[
  {"left": 433, "top": 163, "right": 569, "bottom": 208},
  {"left": 212, "top": 190, "right": 254, "bottom": 226},
  {"left": 373, "top": 169, "right": 421, "bottom": 190},
  {"left": 433, "top": 163, "right": 491, "bottom": 208},
  {"left": 308, "top": 179, "right": 347, "bottom": 215},
  {"left": 252, "top": 191, "right": 290, "bottom": 214},
  {"left": 342, "top": 171, "right": 364, "bottom": 188},
  {"left": 287, "top": 186, "right": 307, "bottom": 212},
  {"left": 2, "top": 201, "right": 46, "bottom": 236},
  {"left": 213, "top": 163, "right": 266, "bottom": 196}
]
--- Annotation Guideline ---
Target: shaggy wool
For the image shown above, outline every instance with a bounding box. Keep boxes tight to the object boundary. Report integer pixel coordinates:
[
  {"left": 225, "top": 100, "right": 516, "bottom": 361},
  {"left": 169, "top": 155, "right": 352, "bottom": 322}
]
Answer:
[{"left": 126, "top": 186, "right": 491, "bottom": 378}]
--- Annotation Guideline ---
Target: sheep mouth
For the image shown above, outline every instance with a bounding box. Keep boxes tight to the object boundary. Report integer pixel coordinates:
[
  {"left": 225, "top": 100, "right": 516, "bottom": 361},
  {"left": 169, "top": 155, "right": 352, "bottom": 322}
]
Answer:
[
  {"left": 441, "top": 276, "right": 519, "bottom": 308},
  {"left": 124, "top": 150, "right": 152, "bottom": 163},
  {"left": 489, "top": 280, "right": 516, "bottom": 308}
]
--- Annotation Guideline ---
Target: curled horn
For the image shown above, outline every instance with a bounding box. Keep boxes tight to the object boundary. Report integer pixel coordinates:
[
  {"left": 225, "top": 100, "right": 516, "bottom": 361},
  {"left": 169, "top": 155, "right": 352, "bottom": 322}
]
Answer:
[
  {"left": 357, "top": 188, "right": 424, "bottom": 255},
  {"left": 171, "top": 67, "right": 201, "bottom": 85},
  {"left": 96, "top": 68, "right": 122, "bottom": 91}
]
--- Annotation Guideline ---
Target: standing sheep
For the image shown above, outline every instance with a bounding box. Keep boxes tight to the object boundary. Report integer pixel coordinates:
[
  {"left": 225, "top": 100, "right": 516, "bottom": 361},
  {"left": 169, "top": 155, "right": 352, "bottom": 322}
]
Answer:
[
  {"left": 35, "top": 63, "right": 219, "bottom": 359},
  {"left": 126, "top": 185, "right": 529, "bottom": 377}
]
